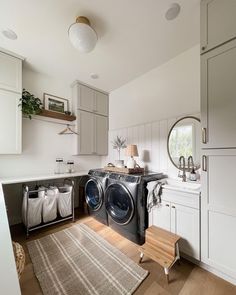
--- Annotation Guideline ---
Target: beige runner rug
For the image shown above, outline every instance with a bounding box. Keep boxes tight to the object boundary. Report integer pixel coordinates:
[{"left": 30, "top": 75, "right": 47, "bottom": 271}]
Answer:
[{"left": 27, "top": 224, "right": 148, "bottom": 295}]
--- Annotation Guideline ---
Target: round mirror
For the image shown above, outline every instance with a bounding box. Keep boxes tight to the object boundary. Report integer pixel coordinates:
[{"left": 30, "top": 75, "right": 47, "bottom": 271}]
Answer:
[{"left": 167, "top": 116, "right": 201, "bottom": 170}]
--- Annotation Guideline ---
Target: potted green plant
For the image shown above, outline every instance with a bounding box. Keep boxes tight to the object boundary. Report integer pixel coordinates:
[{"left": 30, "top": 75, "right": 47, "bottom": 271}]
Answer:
[
  {"left": 112, "top": 136, "right": 127, "bottom": 167},
  {"left": 19, "top": 89, "right": 42, "bottom": 119}
]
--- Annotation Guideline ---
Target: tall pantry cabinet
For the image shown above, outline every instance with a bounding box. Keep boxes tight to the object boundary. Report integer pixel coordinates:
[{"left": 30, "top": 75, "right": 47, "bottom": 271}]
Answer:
[
  {"left": 72, "top": 82, "right": 108, "bottom": 155},
  {"left": 201, "top": 0, "right": 236, "bottom": 282},
  {"left": 0, "top": 50, "right": 23, "bottom": 154}
]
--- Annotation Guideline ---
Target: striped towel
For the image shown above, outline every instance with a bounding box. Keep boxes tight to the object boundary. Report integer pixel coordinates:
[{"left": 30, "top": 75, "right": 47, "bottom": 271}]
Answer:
[{"left": 146, "top": 180, "right": 166, "bottom": 212}]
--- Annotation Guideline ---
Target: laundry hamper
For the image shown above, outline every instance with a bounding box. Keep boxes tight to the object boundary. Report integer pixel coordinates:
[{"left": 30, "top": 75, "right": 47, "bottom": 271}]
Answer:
[{"left": 12, "top": 241, "right": 25, "bottom": 279}]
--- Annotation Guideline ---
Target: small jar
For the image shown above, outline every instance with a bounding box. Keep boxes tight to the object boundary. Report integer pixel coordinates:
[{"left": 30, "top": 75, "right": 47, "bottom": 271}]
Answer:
[
  {"left": 67, "top": 160, "right": 75, "bottom": 173},
  {"left": 55, "top": 158, "right": 64, "bottom": 174}
]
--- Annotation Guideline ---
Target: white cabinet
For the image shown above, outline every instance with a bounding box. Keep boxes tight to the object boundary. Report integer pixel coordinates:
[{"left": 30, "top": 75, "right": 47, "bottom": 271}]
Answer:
[
  {"left": 0, "top": 51, "right": 22, "bottom": 93},
  {"left": 201, "top": 149, "right": 236, "bottom": 279},
  {"left": 0, "top": 90, "right": 22, "bottom": 154},
  {"left": 75, "top": 82, "right": 109, "bottom": 116},
  {"left": 201, "top": 0, "right": 236, "bottom": 53},
  {"left": 201, "top": 40, "right": 236, "bottom": 148},
  {"left": 77, "top": 110, "right": 95, "bottom": 155},
  {"left": 95, "top": 115, "right": 108, "bottom": 155},
  {"left": 149, "top": 201, "right": 171, "bottom": 231},
  {"left": 171, "top": 203, "right": 200, "bottom": 260},
  {"left": 72, "top": 81, "right": 109, "bottom": 155},
  {"left": 149, "top": 188, "right": 200, "bottom": 260},
  {"left": 95, "top": 91, "right": 108, "bottom": 116},
  {"left": 0, "top": 51, "right": 23, "bottom": 154},
  {"left": 78, "top": 84, "right": 95, "bottom": 113},
  {"left": 77, "top": 110, "right": 108, "bottom": 155}
]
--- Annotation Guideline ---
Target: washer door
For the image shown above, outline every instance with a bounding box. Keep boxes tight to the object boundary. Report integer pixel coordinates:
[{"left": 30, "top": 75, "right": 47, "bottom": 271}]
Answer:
[
  {"left": 105, "top": 183, "right": 134, "bottom": 225},
  {"left": 85, "top": 178, "right": 103, "bottom": 211}
]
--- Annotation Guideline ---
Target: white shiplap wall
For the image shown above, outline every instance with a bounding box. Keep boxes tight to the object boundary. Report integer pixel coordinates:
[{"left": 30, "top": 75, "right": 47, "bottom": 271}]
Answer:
[{"left": 102, "top": 114, "right": 200, "bottom": 178}]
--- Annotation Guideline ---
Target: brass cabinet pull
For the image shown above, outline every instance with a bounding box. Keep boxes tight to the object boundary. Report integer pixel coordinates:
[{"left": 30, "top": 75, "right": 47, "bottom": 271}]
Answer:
[
  {"left": 202, "top": 128, "right": 207, "bottom": 144},
  {"left": 165, "top": 204, "right": 170, "bottom": 207},
  {"left": 172, "top": 206, "right": 176, "bottom": 209},
  {"left": 202, "top": 155, "right": 207, "bottom": 172}
]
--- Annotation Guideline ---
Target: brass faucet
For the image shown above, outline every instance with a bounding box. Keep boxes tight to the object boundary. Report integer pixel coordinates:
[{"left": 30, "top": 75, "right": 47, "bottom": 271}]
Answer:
[
  {"left": 187, "top": 156, "right": 194, "bottom": 172},
  {"left": 179, "top": 156, "right": 187, "bottom": 182}
]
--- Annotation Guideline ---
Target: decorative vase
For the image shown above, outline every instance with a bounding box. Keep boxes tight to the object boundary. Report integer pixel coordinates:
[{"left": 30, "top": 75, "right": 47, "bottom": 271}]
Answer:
[{"left": 127, "top": 157, "right": 136, "bottom": 169}]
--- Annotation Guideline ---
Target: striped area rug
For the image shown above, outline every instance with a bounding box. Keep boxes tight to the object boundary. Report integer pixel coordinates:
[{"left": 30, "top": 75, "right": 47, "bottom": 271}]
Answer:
[{"left": 27, "top": 224, "right": 148, "bottom": 295}]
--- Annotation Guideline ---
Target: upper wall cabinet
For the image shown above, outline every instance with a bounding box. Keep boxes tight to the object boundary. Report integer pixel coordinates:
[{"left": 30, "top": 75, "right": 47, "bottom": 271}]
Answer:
[
  {"left": 72, "top": 81, "right": 109, "bottom": 156},
  {"left": 0, "top": 51, "right": 22, "bottom": 93},
  {"left": 75, "top": 82, "right": 109, "bottom": 116},
  {"left": 0, "top": 51, "right": 23, "bottom": 154},
  {"left": 201, "top": 0, "right": 236, "bottom": 54},
  {"left": 201, "top": 39, "right": 236, "bottom": 148}
]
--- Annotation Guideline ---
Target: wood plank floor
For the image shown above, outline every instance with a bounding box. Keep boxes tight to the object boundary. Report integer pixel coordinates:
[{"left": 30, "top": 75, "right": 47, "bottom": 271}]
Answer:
[{"left": 11, "top": 214, "right": 236, "bottom": 295}]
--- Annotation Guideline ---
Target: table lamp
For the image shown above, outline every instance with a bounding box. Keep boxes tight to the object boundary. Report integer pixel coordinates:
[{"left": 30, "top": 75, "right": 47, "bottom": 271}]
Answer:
[{"left": 126, "top": 145, "right": 139, "bottom": 168}]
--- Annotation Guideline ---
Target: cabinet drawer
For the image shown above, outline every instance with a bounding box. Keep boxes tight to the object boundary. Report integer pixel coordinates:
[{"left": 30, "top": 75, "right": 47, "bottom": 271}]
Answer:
[
  {"left": 0, "top": 52, "right": 22, "bottom": 93},
  {"left": 162, "top": 189, "right": 200, "bottom": 209},
  {"left": 201, "top": 0, "right": 236, "bottom": 53}
]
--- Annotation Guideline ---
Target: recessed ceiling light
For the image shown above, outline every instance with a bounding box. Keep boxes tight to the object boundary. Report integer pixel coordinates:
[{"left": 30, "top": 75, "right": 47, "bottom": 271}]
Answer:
[
  {"left": 165, "top": 3, "right": 181, "bottom": 21},
  {"left": 1, "top": 28, "right": 18, "bottom": 40},
  {"left": 90, "top": 73, "right": 99, "bottom": 79}
]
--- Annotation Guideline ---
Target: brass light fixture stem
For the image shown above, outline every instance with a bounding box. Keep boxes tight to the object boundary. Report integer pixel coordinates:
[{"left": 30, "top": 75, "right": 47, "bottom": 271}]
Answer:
[{"left": 76, "top": 16, "right": 91, "bottom": 26}]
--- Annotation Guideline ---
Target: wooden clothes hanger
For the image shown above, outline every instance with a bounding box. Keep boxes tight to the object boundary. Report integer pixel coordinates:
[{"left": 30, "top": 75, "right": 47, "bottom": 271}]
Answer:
[{"left": 58, "top": 124, "right": 78, "bottom": 135}]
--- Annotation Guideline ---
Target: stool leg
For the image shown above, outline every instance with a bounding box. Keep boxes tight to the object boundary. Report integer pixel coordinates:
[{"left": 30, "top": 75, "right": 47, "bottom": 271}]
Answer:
[
  {"left": 139, "top": 252, "right": 144, "bottom": 264},
  {"left": 176, "top": 243, "right": 181, "bottom": 265},
  {"left": 164, "top": 267, "right": 169, "bottom": 284}
]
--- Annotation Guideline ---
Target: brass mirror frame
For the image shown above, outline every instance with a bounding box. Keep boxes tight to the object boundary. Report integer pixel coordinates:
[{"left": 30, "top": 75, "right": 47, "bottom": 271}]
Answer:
[{"left": 167, "top": 116, "right": 201, "bottom": 170}]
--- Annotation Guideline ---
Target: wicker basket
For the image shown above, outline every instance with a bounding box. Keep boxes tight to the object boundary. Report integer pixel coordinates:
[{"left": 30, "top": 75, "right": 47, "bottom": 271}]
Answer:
[{"left": 12, "top": 241, "right": 25, "bottom": 279}]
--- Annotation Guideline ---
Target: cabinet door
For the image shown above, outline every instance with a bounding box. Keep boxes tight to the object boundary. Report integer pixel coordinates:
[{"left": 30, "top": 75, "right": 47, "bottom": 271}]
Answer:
[
  {"left": 201, "top": 40, "right": 236, "bottom": 148},
  {"left": 149, "top": 201, "right": 171, "bottom": 231},
  {"left": 95, "top": 91, "right": 108, "bottom": 116},
  {"left": 0, "top": 52, "right": 22, "bottom": 93},
  {"left": 78, "top": 85, "right": 95, "bottom": 112},
  {"left": 0, "top": 90, "right": 22, "bottom": 154},
  {"left": 95, "top": 115, "right": 108, "bottom": 155},
  {"left": 201, "top": 149, "right": 236, "bottom": 278},
  {"left": 78, "top": 110, "right": 94, "bottom": 154},
  {"left": 171, "top": 203, "right": 200, "bottom": 260},
  {"left": 201, "top": 0, "right": 236, "bottom": 53}
]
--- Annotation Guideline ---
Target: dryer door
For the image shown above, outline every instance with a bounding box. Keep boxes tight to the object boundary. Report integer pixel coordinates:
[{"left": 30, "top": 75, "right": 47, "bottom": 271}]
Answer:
[
  {"left": 85, "top": 178, "right": 103, "bottom": 211},
  {"left": 105, "top": 183, "right": 134, "bottom": 225}
]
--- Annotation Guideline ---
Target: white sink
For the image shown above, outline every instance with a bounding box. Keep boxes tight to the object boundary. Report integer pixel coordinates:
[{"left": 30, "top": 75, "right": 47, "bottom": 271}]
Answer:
[{"left": 164, "top": 178, "right": 201, "bottom": 193}]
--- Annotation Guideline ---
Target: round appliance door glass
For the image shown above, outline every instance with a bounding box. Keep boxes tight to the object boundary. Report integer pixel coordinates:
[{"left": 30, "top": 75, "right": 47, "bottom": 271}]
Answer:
[
  {"left": 105, "top": 183, "right": 134, "bottom": 225},
  {"left": 85, "top": 179, "right": 103, "bottom": 211}
]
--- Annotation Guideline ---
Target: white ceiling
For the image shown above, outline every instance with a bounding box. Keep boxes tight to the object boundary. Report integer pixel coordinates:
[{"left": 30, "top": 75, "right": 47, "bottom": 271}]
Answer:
[{"left": 0, "top": 0, "right": 200, "bottom": 92}]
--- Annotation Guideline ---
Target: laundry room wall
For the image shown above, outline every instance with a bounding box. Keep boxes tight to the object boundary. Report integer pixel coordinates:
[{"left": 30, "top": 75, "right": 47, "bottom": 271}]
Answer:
[
  {"left": 102, "top": 45, "right": 200, "bottom": 176},
  {"left": 0, "top": 68, "right": 101, "bottom": 178}
]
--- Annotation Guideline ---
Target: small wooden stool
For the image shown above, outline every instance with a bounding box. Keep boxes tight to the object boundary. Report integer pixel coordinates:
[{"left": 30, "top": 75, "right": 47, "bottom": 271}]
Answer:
[{"left": 139, "top": 226, "right": 181, "bottom": 283}]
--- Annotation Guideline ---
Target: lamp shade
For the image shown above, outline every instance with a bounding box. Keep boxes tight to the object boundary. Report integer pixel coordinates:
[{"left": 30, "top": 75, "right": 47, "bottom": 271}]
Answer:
[
  {"left": 126, "top": 145, "right": 139, "bottom": 157},
  {"left": 68, "top": 16, "right": 97, "bottom": 53}
]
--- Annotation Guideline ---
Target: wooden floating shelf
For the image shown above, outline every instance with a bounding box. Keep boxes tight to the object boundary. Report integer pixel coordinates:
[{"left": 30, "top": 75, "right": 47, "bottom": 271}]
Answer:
[{"left": 39, "top": 109, "right": 76, "bottom": 122}]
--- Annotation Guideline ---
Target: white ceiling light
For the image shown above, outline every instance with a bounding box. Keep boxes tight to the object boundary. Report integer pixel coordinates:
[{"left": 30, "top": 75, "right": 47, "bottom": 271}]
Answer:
[
  {"left": 1, "top": 28, "right": 17, "bottom": 40},
  {"left": 165, "top": 3, "right": 181, "bottom": 21},
  {"left": 68, "top": 16, "right": 97, "bottom": 53}
]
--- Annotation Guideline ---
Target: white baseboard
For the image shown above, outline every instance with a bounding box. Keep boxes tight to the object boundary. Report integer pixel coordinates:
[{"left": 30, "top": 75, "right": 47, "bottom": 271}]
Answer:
[{"left": 181, "top": 253, "right": 236, "bottom": 286}]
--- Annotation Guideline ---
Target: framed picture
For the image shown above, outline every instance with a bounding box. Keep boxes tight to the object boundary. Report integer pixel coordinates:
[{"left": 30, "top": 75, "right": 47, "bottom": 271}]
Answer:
[{"left": 43, "top": 93, "right": 69, "bottom": 113}]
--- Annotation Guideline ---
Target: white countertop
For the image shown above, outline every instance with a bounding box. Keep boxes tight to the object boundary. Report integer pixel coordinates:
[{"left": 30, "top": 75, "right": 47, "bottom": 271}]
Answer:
[
  {"left": 0, "top": 171, "right": 88, "bottom": 185},
  {"left": 163, "top": 178, "right": 201, "bottom": 195},
  {"left": 0, "top": 183, "right": 21, "bottom": 294}
]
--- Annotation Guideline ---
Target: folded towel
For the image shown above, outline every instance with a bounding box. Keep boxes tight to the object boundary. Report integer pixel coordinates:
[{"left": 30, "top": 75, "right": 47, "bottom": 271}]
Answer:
[{"left": 146, "top": 179, "right": 166, "bottom": 212}]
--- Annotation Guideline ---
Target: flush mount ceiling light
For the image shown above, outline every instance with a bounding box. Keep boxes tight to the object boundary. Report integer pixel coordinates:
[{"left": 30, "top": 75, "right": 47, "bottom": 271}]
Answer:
[
  {"left": 165, "top": 3, "right": 181, "bottom": 21},
  {"left": 1, "top": 28, "right": 17, "bottom": 40},
  {"left": 68, "top": 16, "right": 97, "bottom": 53}
]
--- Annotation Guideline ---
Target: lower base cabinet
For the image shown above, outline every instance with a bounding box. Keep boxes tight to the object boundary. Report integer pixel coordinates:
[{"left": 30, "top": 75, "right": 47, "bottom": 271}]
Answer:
[{"left": 149, "top": 188, "right": 200, "bottom": 260}]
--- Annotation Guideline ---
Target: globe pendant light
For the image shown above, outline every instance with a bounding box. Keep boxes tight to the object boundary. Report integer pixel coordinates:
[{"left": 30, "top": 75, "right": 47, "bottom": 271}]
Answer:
[{"left": 68, "top": 16, "right": 97, "bottom": 53}]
